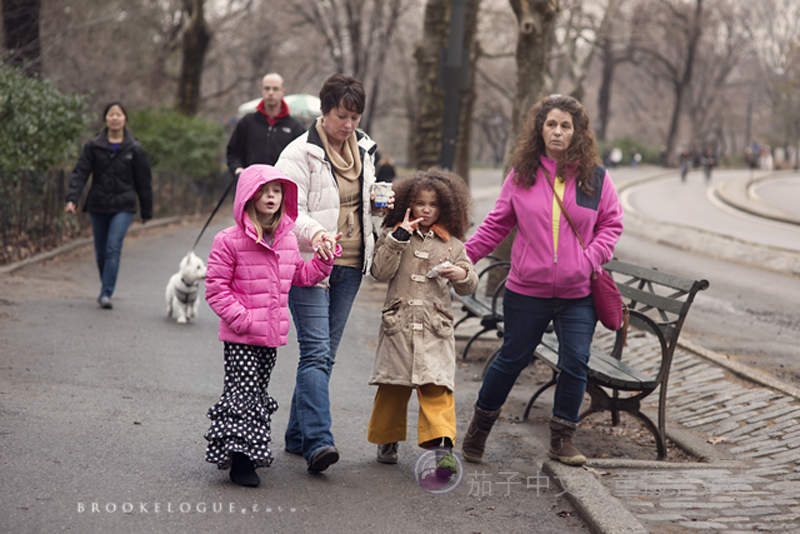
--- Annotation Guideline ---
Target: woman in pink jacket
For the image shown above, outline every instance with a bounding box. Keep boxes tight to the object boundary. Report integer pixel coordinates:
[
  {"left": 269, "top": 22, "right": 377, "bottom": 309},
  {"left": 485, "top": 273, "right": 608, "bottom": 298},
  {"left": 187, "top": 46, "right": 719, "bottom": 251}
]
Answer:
[
  {"left": 203, "top": 164, "right": 339, "bottom": 487},
  {"left": 460, "top": 95, "right": 624, "bottom": 466}
]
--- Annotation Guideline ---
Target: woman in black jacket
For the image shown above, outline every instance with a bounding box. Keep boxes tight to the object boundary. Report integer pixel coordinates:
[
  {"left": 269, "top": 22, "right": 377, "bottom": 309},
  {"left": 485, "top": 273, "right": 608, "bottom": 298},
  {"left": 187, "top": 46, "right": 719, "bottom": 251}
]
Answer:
[{"left": 65, "top": 101, "right": 153, "bottom": 309}]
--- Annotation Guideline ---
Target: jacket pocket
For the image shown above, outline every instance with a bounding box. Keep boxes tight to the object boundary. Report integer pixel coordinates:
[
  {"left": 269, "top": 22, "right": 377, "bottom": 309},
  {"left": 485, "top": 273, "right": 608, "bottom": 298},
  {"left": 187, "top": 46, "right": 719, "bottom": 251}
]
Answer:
[
  {"left": 380, "top": 298, "right": 404, "bottom": 335},
  {"left": 430, "top": 302, "right": 454, "bottom": 338}
]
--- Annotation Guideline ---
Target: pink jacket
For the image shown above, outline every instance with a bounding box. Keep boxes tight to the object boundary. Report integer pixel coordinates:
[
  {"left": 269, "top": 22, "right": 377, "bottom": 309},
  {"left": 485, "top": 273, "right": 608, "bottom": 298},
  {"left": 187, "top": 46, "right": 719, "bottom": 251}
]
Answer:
[
  {"left": 465, "top": 156, "right": 623, "bottom": 299},
  {"left": 205, "top": 165, "right": 338, "bottom": 347}
]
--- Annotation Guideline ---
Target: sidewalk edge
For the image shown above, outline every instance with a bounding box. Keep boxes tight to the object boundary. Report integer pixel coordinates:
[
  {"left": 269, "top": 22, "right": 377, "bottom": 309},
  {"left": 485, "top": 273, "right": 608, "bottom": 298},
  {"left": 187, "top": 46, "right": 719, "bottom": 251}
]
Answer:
[{"left": 542, "top": 460, "right": 649, "bottom": 534}]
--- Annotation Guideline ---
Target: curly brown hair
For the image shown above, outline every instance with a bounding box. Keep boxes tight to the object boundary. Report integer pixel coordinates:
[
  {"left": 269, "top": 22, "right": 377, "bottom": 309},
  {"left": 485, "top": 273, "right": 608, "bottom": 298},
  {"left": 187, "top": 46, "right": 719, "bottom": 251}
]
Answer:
[
  {"left": 381, "top": 167, "right": 472, "bottom": 240},
  {"left": 511, "top": 94, "right": 600, "bottom": 196}
]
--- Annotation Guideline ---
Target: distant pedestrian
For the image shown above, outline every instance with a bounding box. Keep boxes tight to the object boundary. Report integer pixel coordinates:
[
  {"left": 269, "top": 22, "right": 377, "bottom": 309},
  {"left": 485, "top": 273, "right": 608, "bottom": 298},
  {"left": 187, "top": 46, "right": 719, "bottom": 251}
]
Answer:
[
  {"left": 376, "top": 155, "right": 397, "bottom": 182},
  {"left": 65, "top": 101, "right": 153, "bottom": 310},
  {"left": 630, "top": 147, "right": 641, "bottom": 168},
  {"left": 610, "top": 147, "right": 622, "bottom": 168},
  {"left": 367, "top": 167, "right": 478, "bottom": 465},
  {"left": 203, "top": 165, "right": 339, "bottom": 487},
  {"left": 226, "top": 73, "right": 305, "bottom": 177},
  {"left": 679, "top": 148, "right": 692, "bottom": 182},
  {"left": 701, "top": 147, "right": 716, "bottom": 182}
]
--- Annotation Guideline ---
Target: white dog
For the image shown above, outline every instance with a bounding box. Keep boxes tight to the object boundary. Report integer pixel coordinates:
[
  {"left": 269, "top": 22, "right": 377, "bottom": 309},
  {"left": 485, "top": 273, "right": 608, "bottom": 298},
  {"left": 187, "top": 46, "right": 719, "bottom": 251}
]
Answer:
[{"left": 166, "top": 251, "right": 207, "bottom": 324}]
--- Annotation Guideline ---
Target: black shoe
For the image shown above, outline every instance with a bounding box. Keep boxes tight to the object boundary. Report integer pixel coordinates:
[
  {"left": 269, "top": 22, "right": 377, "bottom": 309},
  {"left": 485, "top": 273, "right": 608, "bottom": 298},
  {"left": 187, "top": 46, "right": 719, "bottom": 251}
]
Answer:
[
  {"left": 377, "top": 442, "right": 398, "bottom": 464},
  {"left": 308, "top": 446, "right": 339, "bottom": 473},
  {"left": 230, "top": 452, "right": 260, "bottom": 487}
]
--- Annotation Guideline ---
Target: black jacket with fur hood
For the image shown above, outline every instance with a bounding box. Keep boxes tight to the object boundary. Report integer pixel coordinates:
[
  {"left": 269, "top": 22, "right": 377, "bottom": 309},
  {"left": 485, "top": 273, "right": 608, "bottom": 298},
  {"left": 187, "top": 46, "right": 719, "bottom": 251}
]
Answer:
[{"left": 66, "top": 127, "right": 153, "bottom": 219}]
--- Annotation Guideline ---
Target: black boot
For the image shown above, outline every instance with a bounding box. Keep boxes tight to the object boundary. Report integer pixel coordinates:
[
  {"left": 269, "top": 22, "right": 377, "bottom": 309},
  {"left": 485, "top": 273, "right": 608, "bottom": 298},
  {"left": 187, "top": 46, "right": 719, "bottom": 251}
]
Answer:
[{"left": 230, "top": 452, "right": 260, "bottom": 487}]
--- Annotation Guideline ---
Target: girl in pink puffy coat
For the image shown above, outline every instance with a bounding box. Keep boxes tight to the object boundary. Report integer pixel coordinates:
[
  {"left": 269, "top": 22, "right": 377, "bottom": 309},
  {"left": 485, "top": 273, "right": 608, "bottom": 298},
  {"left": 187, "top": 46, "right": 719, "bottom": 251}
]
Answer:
[{"left": 203, "top": 164, "right": 340, "bottom": 487}]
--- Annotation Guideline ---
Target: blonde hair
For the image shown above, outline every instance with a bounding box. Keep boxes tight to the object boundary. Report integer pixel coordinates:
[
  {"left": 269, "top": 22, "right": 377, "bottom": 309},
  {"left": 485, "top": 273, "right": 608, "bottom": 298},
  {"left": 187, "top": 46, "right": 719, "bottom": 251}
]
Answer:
[{"left": 245, "top": 182, "right": 284, "bottom": 244}]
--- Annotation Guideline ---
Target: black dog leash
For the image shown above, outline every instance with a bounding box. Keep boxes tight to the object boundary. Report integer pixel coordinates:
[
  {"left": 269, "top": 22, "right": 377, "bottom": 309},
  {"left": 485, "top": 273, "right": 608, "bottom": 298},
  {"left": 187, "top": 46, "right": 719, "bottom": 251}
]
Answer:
[{"left": 191, "top": 171, "right": 237, "bottom": 251}]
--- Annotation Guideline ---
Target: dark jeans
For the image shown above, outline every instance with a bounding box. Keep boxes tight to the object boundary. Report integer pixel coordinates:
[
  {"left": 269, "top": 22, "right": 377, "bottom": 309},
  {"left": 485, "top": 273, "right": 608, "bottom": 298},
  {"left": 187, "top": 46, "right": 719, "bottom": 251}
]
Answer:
[
  {"left": 89, "top": 211, "right": 133, "bottom": 299},
  {"left": 477, "top": 288, "right": 597, "bottom": 424}
]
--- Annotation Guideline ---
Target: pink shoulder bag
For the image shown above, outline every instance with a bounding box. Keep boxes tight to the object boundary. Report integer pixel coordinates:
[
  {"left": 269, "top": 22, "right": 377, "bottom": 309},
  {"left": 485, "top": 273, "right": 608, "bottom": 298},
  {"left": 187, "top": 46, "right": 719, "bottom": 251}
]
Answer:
[{"left": 544, "top": 169, "right": 628, "bottom": 331}]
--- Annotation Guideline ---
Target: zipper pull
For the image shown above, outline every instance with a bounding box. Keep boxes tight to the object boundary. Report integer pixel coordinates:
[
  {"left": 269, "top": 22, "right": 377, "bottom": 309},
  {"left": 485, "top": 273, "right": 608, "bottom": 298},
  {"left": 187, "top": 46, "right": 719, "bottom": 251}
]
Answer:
[{"left": 554, "top": 254, "right": 557, "bottom": 264}]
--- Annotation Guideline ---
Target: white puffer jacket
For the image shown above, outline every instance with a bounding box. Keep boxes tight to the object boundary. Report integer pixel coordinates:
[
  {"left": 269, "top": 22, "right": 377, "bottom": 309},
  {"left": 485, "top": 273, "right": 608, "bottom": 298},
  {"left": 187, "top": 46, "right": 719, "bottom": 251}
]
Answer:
[{"left": 276, "top": 120, "right": 378, "bottom": 286}]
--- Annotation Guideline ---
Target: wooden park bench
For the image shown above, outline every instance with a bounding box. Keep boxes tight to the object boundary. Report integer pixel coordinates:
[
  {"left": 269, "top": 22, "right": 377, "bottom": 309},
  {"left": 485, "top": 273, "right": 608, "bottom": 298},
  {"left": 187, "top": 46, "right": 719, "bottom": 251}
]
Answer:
[
  {"left": 451, "top": 255, "right": 509, "bottom": 361},
  {"left": 521, "top": 259, "right": 709, "bottom": 460}
]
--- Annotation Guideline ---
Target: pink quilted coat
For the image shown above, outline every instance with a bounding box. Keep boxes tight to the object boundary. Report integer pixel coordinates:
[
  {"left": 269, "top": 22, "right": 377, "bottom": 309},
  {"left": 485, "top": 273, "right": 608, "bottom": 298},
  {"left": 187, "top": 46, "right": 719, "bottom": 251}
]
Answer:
[{"left": 205, "top": 164, "right": 337, "bottom": 347}]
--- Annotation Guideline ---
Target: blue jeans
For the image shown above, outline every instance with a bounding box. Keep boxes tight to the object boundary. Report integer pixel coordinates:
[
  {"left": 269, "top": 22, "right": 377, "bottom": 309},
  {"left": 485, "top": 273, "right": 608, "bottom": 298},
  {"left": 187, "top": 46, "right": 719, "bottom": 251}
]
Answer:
[
  {"left": 285, "top": 265, "right": 362, "bottom": 463},
  {"left": 89, "top": 211, "right": 133, "bottom": 299},
  {"left": 477, "top": 289, "right": 597, "bottom": 423}
]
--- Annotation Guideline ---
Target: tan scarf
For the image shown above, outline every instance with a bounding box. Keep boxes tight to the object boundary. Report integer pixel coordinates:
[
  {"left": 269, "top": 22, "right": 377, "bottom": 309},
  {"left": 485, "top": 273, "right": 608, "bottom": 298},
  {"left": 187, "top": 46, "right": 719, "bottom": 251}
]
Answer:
[{"left": 315, "top": 119, "right": 361, "bottom": 181}]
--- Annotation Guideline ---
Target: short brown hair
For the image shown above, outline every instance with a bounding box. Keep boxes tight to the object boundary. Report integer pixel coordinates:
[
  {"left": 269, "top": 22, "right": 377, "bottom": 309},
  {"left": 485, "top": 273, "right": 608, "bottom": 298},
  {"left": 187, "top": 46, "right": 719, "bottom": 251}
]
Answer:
[
  {"left": 381, "top": 167, "right": 472, "bottom": 240},
  {"left": 511, "top": 94, "right": 599, "bottom": 196},
  {"left": 319, "top": 74, "right": 366, "bottom": 115}
]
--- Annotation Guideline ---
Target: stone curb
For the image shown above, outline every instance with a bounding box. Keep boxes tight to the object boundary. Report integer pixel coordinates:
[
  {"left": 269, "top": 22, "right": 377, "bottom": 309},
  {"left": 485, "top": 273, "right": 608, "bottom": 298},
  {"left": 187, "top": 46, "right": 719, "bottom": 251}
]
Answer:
[
  {"left": 715, "top": 171, "right": 800, "bottom": 226},
  {"left": 543, "top": 460, "right": 649, "bottom": 534},
  {"left": 617, "top": 175, "right": 800, "bottom": 277}
]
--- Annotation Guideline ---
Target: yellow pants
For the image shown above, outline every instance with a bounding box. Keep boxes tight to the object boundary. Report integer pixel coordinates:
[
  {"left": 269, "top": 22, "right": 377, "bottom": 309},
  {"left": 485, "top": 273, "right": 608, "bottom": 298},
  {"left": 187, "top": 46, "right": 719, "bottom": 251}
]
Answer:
[{"left": 367, "top": 383, "right": 456, "bottom": 447}]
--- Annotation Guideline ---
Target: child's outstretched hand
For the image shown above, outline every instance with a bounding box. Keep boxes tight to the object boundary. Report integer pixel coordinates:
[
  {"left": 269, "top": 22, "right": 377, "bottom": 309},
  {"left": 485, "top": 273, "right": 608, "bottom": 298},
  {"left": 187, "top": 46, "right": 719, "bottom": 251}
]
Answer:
[
  {"left": 399, "top": 208, "right": 424, "bottom": 234},
  {"left": 437, "top": 264, "right": 468, "bottom": 281}
]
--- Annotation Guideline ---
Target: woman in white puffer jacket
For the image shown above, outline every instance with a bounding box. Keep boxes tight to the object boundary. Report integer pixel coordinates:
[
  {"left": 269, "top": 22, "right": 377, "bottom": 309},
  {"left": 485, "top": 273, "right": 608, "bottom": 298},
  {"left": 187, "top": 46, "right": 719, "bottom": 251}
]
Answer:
[{"left": 275, "top": 73, "right": 392, "bottom": 474}]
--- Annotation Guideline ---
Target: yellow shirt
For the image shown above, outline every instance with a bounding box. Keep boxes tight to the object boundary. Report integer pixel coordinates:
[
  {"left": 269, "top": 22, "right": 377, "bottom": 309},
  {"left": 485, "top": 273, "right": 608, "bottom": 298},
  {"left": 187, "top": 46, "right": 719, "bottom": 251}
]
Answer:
[{"left": 551, "top": 177, "right": 566, "bottom": 259}]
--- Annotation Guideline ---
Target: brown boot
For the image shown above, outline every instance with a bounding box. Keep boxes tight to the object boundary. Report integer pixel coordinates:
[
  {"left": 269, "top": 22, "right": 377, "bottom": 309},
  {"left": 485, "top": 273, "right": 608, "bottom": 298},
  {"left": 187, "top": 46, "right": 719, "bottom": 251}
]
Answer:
[
  {"left": 461, "top": 404, "right": 501, "bottom": 463},
  {"left": 547, "top": 417, "right": 587, "bottom": 466}
]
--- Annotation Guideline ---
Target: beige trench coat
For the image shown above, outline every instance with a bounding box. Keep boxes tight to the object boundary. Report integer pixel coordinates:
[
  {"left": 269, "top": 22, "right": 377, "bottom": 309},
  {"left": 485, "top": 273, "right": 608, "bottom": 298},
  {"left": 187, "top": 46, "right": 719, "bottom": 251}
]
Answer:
[{"left": 369, "top": 226, "right": 479, "bottom": 391}]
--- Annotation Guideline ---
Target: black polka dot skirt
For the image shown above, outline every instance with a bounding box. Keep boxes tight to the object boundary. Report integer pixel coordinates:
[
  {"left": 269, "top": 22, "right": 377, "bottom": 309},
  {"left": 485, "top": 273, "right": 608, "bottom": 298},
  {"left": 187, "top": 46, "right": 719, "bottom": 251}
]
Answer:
[{"left": 204, "top": 342, "right": 279, "bottom": 469}]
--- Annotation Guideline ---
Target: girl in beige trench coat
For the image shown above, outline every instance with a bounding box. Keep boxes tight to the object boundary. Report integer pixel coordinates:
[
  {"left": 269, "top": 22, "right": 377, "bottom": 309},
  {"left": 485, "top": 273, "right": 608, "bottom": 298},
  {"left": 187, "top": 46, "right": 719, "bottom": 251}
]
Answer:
[{"left": 367, "top": 168, "right": 479, "bottom": 465}]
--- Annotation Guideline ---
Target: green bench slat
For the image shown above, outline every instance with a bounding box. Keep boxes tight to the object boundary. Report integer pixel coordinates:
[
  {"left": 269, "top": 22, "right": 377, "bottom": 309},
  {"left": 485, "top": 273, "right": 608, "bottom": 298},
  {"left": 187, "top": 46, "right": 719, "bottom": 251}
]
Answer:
[{"left": 536, "top": 333, "right": 658, "bottom": 391}]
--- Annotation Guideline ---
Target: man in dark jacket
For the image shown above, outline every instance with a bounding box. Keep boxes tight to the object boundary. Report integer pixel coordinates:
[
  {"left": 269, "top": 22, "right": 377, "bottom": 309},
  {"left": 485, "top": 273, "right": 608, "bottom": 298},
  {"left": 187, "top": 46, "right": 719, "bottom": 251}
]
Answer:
[{"left": 226, "top": 73, "right": 305, "bottom": 177}]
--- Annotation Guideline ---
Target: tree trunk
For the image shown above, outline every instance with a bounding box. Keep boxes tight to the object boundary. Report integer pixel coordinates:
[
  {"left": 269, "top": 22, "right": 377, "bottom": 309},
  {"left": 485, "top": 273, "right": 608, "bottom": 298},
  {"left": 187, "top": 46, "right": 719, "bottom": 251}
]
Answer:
[
  {"left": 177, "top": 0, "right": 211, "bottom": 116},
  {"left": 502, "top": 0, "right": 559, "bottom": 176},
  {"left": 413, "top": 0, "right": 449, "bottom": 171},
  {"left": 412, "top": 0, "right": 481, "bottom": 180},
  {"left": 596, "top": 38, "right": 615, "bottom": 142},
  {"left": 454, "top": 0, "right": 482, "bottom": 183},
  {"left": 663, "top": 0, "right": 703, "bottom": 165},
  {"left": 3, "top": 0, "right": 42, "bottom": 77}
]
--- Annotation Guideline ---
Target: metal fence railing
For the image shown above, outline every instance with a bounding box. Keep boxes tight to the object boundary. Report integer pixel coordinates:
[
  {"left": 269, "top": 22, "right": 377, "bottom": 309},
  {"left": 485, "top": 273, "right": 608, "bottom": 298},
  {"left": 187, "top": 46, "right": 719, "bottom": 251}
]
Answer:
[{"left": 0, "top": 168, "right": 231, "bottom": 266}]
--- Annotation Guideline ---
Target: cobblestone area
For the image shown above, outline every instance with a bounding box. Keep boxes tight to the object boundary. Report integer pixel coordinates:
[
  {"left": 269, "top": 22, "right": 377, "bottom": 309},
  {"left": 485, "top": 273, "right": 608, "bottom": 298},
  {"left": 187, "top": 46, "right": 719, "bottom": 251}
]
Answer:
[{"left": 590, "top": 329, "right": 800, "bottom": 532}]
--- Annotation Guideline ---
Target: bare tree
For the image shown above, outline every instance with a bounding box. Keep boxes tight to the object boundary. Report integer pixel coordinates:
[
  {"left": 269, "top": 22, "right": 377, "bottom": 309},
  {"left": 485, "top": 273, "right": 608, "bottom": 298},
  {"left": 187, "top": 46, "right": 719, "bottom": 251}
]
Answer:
[
  {"left": 547, "top": 0, "right": 623, "bottom": 103},
  {"left": 744, "top": 0, "right": 800, "bottom": 164},
  {"left": 412, "top": 0, "right": 481, "bottom": 180},
  {"left": 684, "top": 3, "right": 748, "bottom": 149},
  {"left": 285, "top": 0, "right": 408, "bottom": 133},
  {"left": 629, "top": 0, "right": 705, "bottom": 165},
  {"left": 3, "top": 0, "right": 42, "bottom": 77},
  {"left": 176, "top": 0, "right": 211, "bottom": 116}
]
